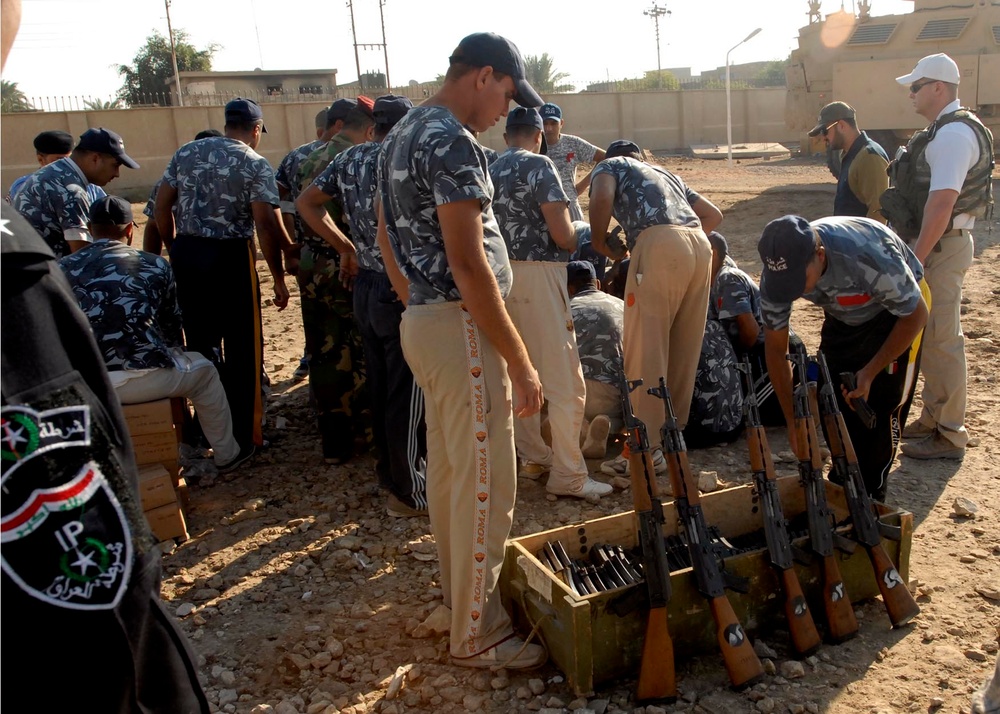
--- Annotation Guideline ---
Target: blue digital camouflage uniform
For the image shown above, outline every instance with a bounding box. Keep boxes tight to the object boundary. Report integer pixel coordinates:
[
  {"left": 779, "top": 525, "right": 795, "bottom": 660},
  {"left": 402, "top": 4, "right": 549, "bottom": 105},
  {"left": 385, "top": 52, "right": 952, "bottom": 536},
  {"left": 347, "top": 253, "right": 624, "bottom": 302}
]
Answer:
[
  {"left": 590, "top": 157, "right": 702, "bottom": 250},
  {"left": 163, "top": 136, "right": 280, "bottom": 238},
  {"left": 13, "top": 157, "right": 95, "bottom": 258},
  {"left": 684, "top": 318, "right": 744, "bottom": 448},
  {"left": 569, "top": 284, "right": 624, "bottom": 389},
  {"left": 7, "top": 172, "right": 105, "bottom": 207},
  {"left": 315, "top": 141, "right": 382, "bottom": 272},
  {"left": 710, "top": 255, "right": 764, "bottom": 349},
  {"left": 380, "top": 106, "right": 510, "bottom": 305},
  {"left": 163, "top": 135, "right": 279, "bottom": 450},
  {"left": 547, "top": 134, "right": 601, "bottom": 221},
  {"left": 488, "top": 147, "right": 570, "bottom": 262},
  {"left": 761, "top": 216, "right": 925, "bottom": 501},
  {"left": 59, "top": 241, "right": 182, "bottom": 371},
  {"left": 760, "top": 217, "right": 923, "bottom": 332},
  {"left": 293, "top": 133, "right": 367, "bottom": 461}
]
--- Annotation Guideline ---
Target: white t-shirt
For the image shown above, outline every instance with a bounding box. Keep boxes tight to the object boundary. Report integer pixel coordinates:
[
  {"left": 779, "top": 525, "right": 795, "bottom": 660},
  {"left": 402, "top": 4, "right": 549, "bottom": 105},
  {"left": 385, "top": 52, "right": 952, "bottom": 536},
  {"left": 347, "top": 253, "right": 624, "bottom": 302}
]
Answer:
[{"left": 925, "top": 100, "right": 980, "bottom": 229}]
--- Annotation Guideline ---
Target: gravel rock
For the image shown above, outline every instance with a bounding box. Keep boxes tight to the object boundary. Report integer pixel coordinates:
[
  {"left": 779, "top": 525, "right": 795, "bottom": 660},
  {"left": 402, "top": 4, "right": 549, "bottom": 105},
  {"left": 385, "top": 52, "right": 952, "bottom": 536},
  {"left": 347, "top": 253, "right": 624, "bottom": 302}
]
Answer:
[
  {"left": 528, "top": 678, "right": 546, "bottom": 695},
  {"left": 953, "top": 497, "right": 979, "bottom": 517},
  {"left": 756, "top": 697, "right": 776, "bottom": 713},
  {"left": 176, "top": 602, "right": 196, "bottom": 617},
  {"left": 779, "top": 660, "right": 806, "bottom": 679},
  {"left": 753, "top": 640, "right": 778, "bottom": 659},
  {"left": 412, "top": 604, "right": 451, "bottom": 638}
]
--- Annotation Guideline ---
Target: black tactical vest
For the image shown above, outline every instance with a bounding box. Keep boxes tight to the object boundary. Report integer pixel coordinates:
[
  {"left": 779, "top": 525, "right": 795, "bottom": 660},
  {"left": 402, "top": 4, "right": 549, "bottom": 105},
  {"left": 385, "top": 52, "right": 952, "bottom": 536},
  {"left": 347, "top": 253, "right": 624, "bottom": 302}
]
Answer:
[{"left": 880, "top": 108, "right": 994, "bottom": 240}]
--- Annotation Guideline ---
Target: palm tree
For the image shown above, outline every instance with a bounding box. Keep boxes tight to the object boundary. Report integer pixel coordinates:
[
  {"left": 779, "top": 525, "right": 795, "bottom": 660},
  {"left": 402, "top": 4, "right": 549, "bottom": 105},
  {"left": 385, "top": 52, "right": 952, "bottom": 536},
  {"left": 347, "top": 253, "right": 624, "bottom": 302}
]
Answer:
[
  {"left": 83, "top": 98, "right": 123, "bottom": 110},
  {"left": 524, "top": 54, "right": 575, "bottom": 94},
  {"left": 1, "top": 80, "right": 33, "bottom": 113}
]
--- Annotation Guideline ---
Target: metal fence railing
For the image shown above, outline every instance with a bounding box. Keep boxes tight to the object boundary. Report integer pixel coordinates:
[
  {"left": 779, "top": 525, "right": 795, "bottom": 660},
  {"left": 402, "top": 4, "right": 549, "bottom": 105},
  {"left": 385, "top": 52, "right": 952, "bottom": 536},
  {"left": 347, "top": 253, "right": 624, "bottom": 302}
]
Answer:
[{"left": 4, "top": 78, "right": 786, "bottom": 114}]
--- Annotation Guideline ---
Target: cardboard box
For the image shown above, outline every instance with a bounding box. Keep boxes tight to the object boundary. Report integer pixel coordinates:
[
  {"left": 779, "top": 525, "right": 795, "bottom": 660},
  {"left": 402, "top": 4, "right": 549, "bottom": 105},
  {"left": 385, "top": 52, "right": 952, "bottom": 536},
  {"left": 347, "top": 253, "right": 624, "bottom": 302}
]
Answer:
[
  {"left": 175, "top": 476, "right": 189, "bottom": 511},
  {"left": 144, "top": 500, "right": 188, "bottom": 542},
  {"left": 131, "top": 429, "right": 179, "bottom": 466},
  {"left": 500, "top": 477, "right": 913, "bottom": 696},
  {"left": 137, "top": 463, "right": 176, "bottom": 511},
  {"left": 121, "top": 399, "right": 175, "bottom": 436}
]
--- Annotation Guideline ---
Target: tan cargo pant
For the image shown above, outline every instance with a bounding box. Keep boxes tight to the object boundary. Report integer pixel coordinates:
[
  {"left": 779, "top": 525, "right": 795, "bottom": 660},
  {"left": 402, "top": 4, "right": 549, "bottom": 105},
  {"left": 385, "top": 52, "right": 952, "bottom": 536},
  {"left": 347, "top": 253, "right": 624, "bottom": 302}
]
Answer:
[
  {"left": 623, "top": 224, "right": 712, "bottom": 448},
  {"left": 400, "top": 301, "right": 516, "bottom": 658},
  {"left": 913, "top": 229, "right": 973, "bottom": 448},
  {"left": 505, "top": 261, "right": 588, "bottom": 491}
]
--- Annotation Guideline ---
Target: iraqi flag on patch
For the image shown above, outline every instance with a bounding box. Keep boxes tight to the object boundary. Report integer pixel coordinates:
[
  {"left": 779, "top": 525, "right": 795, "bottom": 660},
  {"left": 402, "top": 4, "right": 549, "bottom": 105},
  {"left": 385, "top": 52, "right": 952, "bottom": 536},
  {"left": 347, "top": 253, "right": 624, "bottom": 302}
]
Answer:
[{"left": 1, "top": 462, "right": 133, "bottom": 610}]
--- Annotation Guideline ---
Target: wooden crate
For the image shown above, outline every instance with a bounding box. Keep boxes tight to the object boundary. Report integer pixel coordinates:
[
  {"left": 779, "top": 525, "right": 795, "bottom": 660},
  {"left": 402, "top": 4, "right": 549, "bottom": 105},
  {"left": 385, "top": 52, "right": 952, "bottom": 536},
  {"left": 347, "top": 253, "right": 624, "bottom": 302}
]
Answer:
[{"left": 500, "top": 477, "right": 913, "bottom": 696}]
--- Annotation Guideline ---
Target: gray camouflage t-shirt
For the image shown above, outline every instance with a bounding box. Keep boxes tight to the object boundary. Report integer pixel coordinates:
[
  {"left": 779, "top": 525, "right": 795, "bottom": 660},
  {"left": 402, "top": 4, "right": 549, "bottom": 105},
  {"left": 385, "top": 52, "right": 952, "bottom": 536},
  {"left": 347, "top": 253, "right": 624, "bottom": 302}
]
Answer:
[
  {"left": 13, "top": 157, "right": 93, "bottom": 258},
  {"left": 488, "top": 147, "right": 570, "bottom": 263},
  {"left": 570, "top": 285, "right": 624, "bottom": 387},
  {"left": 379, "top": 105, "right": 511, "bottom": 305},
  {"left": 760, "top": 217, "right": 924, "bottom": 331},
  {"left": 710, "top": 256, "right": 764, "bottom": 348},
  {"left": 590, "top": 157, "right": 701, "bottom": 249},
  {"left": 547, "top": 133, "right": 600, "bottom": 219},
  {"left": 315, "top": 141, "right": 383, "bottom": 273},
  {"left": 689, "top": 318, "right": 744, "bottom": 433},
  {"left": 163, "top": 136, "right": 279, "bottom": 240}
]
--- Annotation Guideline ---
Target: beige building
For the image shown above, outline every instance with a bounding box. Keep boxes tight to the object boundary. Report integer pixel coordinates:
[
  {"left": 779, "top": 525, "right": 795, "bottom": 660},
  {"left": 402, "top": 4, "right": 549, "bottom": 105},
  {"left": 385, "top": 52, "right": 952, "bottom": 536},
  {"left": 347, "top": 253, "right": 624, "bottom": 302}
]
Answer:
[{"left": 168, "top": 69, "right": 339, "bottom": 106}]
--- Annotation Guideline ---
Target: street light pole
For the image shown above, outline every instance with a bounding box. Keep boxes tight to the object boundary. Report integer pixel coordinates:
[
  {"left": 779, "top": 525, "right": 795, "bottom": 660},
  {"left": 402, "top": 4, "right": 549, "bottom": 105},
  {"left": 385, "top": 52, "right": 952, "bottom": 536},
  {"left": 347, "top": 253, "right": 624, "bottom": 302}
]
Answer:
[
  {"left": 643, "top": 3, "right": 670, "bottom": 89},
  {"left": 726, "top": 27, "right": 762, "bottom": 167},
  {"left": 164, "top": 0, "right": 183, "bottom": 107}
]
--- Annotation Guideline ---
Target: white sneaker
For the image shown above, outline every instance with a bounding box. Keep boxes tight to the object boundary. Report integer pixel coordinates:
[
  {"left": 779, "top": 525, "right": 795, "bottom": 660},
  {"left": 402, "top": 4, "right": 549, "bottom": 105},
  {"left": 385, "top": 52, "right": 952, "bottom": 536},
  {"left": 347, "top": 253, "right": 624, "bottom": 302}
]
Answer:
[
  {"left": 547, "top": 476, "right": 614, "bottom": 499},
  {"left": 452, "top": 636, "right": 547, "bottom": 669},
  {"left": 599, "top": 449, "right": 667, "bottom": 476}
]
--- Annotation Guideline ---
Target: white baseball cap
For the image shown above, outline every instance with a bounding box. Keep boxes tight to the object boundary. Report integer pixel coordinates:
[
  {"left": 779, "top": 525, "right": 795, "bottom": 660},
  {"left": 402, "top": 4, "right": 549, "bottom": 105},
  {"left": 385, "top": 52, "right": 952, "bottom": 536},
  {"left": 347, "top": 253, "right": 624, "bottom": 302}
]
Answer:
[{"left": 896, "top": 53, "right": 960, "bottom": 86}]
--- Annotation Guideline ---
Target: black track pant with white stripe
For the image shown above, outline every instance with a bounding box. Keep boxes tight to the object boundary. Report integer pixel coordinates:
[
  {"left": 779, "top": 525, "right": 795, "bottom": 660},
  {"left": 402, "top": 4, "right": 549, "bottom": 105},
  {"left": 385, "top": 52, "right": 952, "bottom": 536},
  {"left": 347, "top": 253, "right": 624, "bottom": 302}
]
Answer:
[{"left": 353, "top": 269, "right": 427, "bottom": 510}]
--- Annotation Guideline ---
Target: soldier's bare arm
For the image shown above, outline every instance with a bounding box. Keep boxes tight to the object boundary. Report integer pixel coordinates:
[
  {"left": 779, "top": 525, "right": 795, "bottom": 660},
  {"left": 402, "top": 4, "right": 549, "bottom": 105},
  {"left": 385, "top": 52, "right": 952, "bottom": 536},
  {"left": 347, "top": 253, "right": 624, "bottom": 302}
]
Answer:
[
  {"left": 539, "top": 201, "right": 577, "bottom": 251},
  {"left": 588, "top": 173, "right": 621, "bottom": 260},
  {"left": 438, "top": 198, "right": 542, "bottom": 418},
  {"left": 763, "top": 325, "right": 801, "bottom": 457},
  {"left": 913, "top": 189, "right": 959, "bottom": 263},
  {"left": 154, "top": 182, "right": 178, "bottom": 248},
  {"left": 376, "top": 201, "right": 409, "bottom": 306},
  {"left": 850, "top": 298, "right": 927, "bottom": 402},
  {"left": 251, "top": 202, "right": 289, "bottom": 310},
  {"left": 692, "top": 196, "right": 723, "bottom": 234}
]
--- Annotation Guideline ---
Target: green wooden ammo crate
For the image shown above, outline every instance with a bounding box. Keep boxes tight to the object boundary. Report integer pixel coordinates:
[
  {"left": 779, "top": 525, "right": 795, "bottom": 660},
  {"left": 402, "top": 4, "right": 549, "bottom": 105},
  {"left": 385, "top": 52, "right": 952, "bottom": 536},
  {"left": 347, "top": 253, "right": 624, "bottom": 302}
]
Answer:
[{"left": 500, "top": 477, "right": 913, "bottom": 696}]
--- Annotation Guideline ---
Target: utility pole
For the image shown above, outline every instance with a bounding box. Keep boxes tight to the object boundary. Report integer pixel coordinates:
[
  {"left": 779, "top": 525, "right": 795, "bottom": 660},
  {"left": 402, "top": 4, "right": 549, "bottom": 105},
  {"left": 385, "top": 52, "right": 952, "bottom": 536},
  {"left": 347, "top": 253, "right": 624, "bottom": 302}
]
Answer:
[
  {"left": 347, "top": 0, "right": 391, "bottom": 93},
  {"left": 643, "top": 3, "right": 670, "bottom": 89},
  {"left": 165, "top": 0, "right": 183, "bottom": 106}
]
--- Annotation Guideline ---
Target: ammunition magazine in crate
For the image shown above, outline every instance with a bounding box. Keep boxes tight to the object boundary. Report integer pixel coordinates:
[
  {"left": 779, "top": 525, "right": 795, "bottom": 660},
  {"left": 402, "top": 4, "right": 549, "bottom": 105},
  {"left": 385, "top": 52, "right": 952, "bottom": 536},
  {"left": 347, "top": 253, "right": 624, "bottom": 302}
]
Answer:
[{"left": 500, "top": 477, "right": 913, "bottom": 696}]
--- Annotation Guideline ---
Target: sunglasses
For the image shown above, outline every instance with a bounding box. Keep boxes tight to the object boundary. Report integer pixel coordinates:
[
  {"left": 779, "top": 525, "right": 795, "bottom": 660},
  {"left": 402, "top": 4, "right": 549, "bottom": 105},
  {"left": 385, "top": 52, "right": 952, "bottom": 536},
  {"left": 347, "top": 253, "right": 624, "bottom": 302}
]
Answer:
[
  {"left": 820, "top": 122, "right": 839, "bottom": 137},
  {"left": 909, "top": 80, "right": 937, "bottom": 94}
]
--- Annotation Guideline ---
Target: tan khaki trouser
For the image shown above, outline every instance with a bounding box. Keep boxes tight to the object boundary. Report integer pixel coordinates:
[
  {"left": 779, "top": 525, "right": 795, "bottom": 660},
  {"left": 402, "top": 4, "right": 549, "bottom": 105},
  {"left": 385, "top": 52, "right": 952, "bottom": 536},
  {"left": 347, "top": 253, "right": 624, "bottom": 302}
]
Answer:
[
  {"left": 623, "top": 224, "right": 712, "bottom": 448},
  {"left": 915, "top": 230, "right": 973, "bottom": 448},
  {"left": 400, "top": 302, "right": 516, "bottom": 658},
  {"left": 505, "top": 261, "right": 588, "bottom": 491},
  {"left": 584, "top": 378, "right": 620, "bottom": 423}
]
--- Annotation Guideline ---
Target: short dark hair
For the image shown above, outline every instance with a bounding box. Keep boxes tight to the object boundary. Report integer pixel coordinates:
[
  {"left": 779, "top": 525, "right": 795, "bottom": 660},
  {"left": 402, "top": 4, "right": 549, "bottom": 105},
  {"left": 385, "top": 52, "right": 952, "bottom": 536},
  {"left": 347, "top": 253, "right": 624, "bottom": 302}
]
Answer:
[
  {"left": 374, "top": 125, "right": 392, "bottom": 142},
  {"left": 341, "top": 106, "right": 374, "bottom": 132},
  {"left": 195, "top": 129, "right": 223, "bottom": 141},
  {"left": 88, "top": 221, "right": 130, "bottom": 240},
  {"left": 224, "top": 119, "right": 263, "bottom": 134},
  {"left": 445, "top": 60, "right": 508, "bottom": 84},
  {"left": 506, "top": 124, "right": 539, "bottom": 142},
  {"left": 842, "top": 116, "right": 858, "bottom": 131}
]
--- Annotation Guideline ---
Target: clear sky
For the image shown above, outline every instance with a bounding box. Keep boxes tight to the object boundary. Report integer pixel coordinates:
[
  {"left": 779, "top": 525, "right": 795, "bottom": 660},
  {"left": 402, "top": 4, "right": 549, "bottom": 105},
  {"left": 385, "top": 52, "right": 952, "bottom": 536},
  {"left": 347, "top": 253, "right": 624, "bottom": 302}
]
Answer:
[{"left": 3, "top": 0, "right": 914, "bottom": 102}]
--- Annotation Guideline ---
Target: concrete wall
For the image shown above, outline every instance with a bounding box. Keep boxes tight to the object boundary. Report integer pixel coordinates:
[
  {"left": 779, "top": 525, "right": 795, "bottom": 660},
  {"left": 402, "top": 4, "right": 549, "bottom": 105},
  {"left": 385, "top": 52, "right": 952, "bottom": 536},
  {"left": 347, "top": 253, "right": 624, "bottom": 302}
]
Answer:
[{"left": 1, "top": 88, "right": 793, "bottom": 200}]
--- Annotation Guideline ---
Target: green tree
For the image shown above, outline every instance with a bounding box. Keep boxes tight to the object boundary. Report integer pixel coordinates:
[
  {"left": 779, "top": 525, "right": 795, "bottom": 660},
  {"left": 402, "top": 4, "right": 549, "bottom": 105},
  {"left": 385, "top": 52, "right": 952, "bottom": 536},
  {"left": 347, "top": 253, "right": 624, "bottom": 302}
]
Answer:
[
  {"left": 524, "top": 53, "right": 574, "bottom": 94},
  {"left": 117, "top": 30, "right": 219, "bottom": 107},
  {"left": 754, "top": 60, "right": 788, "bottom": 87},
  {"left": 83, "top": 98, "right": 123, "bottom": 110},
  {"left": 641, "top": 69, "right": 680, "bottom": 90},
  {"left": 1, "top": 79, "right": 33, "bottom": 113}
]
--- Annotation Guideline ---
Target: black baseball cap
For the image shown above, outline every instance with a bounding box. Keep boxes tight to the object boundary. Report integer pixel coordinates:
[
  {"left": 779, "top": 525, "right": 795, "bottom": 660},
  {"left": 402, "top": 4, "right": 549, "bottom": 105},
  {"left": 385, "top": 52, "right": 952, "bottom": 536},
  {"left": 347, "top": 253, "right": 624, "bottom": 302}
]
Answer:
[
  {"left": 89, "top": 195, "right": 133, "bottom": 225},
  {"left": 449, "top": 32, "right": 543, "bottom": 108},
  {"left": 327, "top": 98, "right": 357, "bottom": 125},
  {"left": 757, "top": 215, "right": 817, "bottom": 303},
  {"left": 807, "top": 101, "right": 856, "bottom": 137},
  {"left": 505, "top": 107, "right": 543, "bottom": 131},
  {"left": 34, "top": 130, "right": 73, "bottom": 155},
  {"left": 225, "top": 97, "right": 267, "bottom": 133},
  {"left": 373, "top": 94, "right": 413, "bottom": 129},
  {"left": 539, "top": 103, "right": 562, "bottom": 121},
  {"left": 605, "top": 140, "right": 642, "bottom": 160},
  {"left": 707, "top": 231, "right": 728, "bottom": 257},
  {"left": 76, "top": 128, "right": 140, "bottom": 169},
  {"left": 567, "top": 259, "right": 596, "bottom": 282}
]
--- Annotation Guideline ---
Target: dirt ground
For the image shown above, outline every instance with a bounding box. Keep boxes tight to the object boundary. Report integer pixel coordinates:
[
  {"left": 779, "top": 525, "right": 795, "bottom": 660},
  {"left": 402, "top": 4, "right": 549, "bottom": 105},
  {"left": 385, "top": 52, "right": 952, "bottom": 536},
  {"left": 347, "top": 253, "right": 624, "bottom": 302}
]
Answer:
[{"left": 136, "top": 155, "right": 999, "bottom": 714}]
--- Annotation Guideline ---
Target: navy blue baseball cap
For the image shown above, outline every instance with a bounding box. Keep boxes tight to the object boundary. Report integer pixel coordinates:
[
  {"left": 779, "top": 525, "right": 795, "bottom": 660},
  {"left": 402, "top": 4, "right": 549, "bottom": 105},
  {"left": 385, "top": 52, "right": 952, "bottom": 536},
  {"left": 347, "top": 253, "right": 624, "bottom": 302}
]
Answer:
[
  {"left": 327, "top": 98, "right": 357, "bottom": 125},
  {"left": 605, "top": 140, "right": 642, "bottom": 160},
  {"left": 707, "top": 231, "right": 728, "bottom": 257},
  {"left": 567, "top": 259, "right": 596, "bottom": 282},
  {"left": 506, "top": 107, "right": 543, "bottom": 131},
  {"left": 89, "top": 195, "right": 133, "bottom": 225},
  {"left": 540, "top": 103, "right": 562, "bottom": 120},
  {"left": 76, "top": 128, "right": 140, "bottom": 169},
  {"left": 758, "top": 215, "right": 817, "bottom": 303},
  {"left": 225, "top": 97, "right": 267, "bottom": 132},
  {"left": 449, "top": 32, "right": 543, "bottom": 108},
  {"left": 373, "top": 94, "right": 413, "bottom": 128}
]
